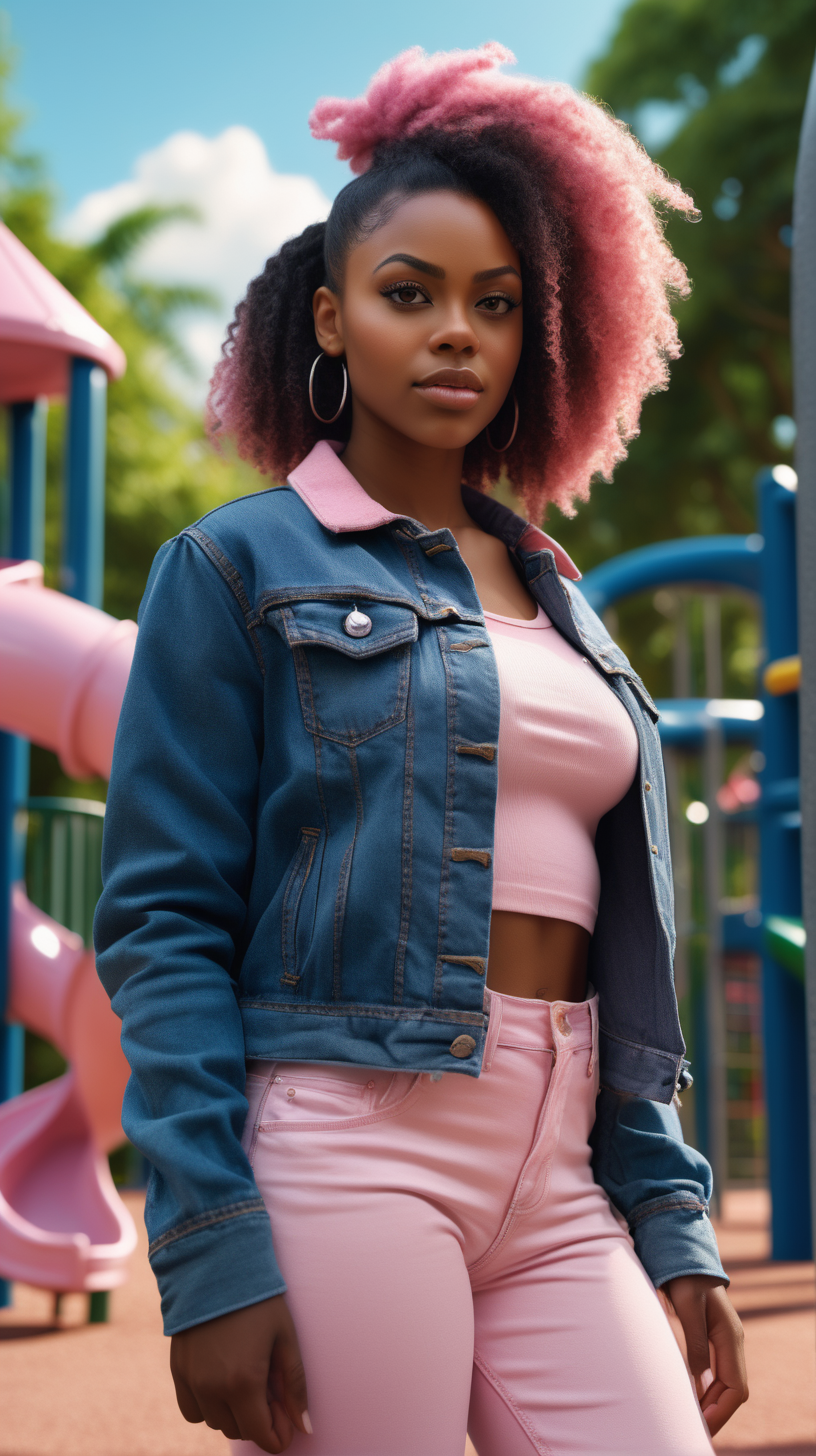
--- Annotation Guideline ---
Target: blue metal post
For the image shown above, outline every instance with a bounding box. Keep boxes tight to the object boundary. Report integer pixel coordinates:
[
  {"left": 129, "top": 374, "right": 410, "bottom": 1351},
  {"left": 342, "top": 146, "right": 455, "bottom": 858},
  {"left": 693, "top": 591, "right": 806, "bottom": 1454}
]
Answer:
[
  {"left": 63, "top": 358, "right": 107, "bottom": 608},
  {"left": 758, "top": 469, "right": 811, "bottom": 1259},
  {"left": 0, "top": 398, "right": 48, "bottom": 1307}
]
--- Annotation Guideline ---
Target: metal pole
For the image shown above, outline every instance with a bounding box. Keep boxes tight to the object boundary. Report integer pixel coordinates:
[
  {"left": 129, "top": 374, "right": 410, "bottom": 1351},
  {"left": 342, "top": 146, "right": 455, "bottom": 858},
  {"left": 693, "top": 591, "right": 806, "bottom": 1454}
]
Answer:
[
  {"left": 703, "top": 713, "right": 727, "bottom": 1216},
  {"left": 792, "top": 50, "right": 816, "bottom": 1281},
  {"left": 0, "top": 398, "right": 48, "bottom": 1308},
  {"left": 63, "top": 357, "right": 107, "bottom": 608},
  {"left": 758, "top": 469, "right": 810, "bottom": 1258}
]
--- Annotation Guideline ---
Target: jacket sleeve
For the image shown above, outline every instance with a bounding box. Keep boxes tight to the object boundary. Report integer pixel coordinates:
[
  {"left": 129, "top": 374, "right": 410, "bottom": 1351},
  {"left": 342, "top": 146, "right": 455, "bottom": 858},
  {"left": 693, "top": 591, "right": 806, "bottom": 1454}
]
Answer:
[
  {"left": 94, "top": 531, "right": 284, "bottom": 1336},
  {"left": 590, "top": 1087, "right": 728, "bottom": 1288}
]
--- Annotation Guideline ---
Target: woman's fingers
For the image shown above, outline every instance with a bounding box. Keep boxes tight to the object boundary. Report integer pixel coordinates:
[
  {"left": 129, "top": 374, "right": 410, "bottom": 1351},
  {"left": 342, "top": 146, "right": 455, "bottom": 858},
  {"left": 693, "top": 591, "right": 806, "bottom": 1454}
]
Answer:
[
  {"left": 168, "top": 1295, "right": 307, "bottom": 1451},
  {"left": 698, "top": 1375, "right": 745, "bottom": 1435},
  {"left": 170, "top": 1371, "right": 205, "bottom": 1425},
  {"left": 664, "top": 1275, "right": 748, "bottom": 1436},
  {"left": 701, "top": 1286, "right": 748, "bottom": 1436},
  {"left": 271, "top": 1302, "right": 312, "bottom": 1437}
]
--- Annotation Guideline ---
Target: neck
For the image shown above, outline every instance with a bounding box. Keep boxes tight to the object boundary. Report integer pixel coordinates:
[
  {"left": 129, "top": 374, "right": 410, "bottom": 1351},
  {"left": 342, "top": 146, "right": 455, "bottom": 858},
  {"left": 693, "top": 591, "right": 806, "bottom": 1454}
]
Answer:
[{"left": 339, "top": 404, "right": 470, "bottom": 532}]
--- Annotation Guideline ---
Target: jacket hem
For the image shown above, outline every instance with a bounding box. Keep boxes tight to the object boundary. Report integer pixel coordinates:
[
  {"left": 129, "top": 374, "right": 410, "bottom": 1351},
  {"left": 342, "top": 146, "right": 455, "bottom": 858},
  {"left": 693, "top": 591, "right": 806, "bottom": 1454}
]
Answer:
[
  {"left": 632, "top": 1202, "right": 728, "bottom": 1290},
  {"left": 241, "top": 1002, "right": 489, "bottom": 1075},
  {"left": 148, "top": 1197, "right": 267, "bottom": 1256},
  {"left": 598, "top": 1025, "right": 686, "bottom": 1103},
  {"left": 150, "top": 1206, "right": 284, "bottom": 1336},
  {"left": 628, "top": 1192, "right": 708, "bottom": 1228}
]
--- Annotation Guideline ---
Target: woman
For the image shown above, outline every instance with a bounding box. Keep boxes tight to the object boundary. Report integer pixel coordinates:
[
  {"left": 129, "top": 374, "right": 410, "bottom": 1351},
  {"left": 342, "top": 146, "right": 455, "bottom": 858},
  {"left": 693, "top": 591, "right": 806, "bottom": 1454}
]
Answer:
[{"left": 96, "top": 43, "right": 747, "bottom": 1456}]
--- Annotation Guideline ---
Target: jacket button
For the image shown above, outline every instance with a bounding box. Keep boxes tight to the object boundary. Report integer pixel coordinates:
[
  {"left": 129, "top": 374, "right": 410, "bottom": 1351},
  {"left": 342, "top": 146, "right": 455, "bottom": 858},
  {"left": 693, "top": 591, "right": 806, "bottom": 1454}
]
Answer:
[
  {"left": 344, "top": 609, "right": 372, "bottom": 637},
  {"left": 644, "top": 782, "right": 652, "bottom": 792},
  {"left": 651, "top": 844, "right": 658, "bottom": 855},
  {"left": 449, "top": 1035, "right": 476, "bottom": 1059}
]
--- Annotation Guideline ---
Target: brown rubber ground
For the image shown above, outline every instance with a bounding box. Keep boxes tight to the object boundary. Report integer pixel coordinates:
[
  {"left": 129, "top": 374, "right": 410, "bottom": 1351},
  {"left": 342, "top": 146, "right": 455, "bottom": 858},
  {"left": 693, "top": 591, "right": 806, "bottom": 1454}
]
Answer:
[{"left": 0, "top": 1188, "right": 812, "bottom": 1455}]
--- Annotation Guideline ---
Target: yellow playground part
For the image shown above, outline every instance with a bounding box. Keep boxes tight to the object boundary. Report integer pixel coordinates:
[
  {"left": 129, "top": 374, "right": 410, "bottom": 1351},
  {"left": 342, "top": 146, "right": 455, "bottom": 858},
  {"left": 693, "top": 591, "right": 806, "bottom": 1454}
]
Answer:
[{"left": 763, "top": 655, "right": 801, "bottom": 696}]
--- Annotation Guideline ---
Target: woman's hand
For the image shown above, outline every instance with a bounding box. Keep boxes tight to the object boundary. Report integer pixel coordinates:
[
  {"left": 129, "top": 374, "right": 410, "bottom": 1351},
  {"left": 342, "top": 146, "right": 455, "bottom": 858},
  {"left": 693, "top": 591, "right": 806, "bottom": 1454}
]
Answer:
[
  {"left": 663, "top": 1274, "right": 747, "bottom": 1436},
  {"left": 170, "top": 1294, "right": 311, "bottom": 1452}
]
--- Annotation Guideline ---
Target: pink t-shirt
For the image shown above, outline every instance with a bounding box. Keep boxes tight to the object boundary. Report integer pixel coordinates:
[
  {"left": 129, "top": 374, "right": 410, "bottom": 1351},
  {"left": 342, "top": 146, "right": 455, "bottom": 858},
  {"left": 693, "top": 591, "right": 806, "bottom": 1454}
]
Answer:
[{"left": 484, "top": 604, "right": 639, "bottom": 934}]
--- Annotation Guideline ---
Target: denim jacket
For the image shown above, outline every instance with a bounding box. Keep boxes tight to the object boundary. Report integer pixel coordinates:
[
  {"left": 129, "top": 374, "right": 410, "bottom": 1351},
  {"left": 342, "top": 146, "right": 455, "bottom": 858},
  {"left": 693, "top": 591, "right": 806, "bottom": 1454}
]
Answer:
[{"left": 95, "top": 440, "right": 726, "bottom": 1334}]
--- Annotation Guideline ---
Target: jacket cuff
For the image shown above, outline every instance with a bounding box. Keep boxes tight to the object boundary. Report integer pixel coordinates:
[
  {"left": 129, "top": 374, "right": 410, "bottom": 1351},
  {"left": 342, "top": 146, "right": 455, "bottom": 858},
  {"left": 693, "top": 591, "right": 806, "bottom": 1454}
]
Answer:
[
  {"left": 149, "top": 1201, "right": 286, "bottom": 1335},
  {"left": 630, "top": 1195, "right": 729, "bottom": 1289}
]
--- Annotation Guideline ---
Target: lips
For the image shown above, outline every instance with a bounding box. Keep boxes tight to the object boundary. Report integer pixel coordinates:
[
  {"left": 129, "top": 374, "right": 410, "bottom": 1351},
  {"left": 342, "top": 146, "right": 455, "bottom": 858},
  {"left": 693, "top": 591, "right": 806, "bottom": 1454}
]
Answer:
[{"left": 413, "top": 368, "right": 484, "bottom": 410}]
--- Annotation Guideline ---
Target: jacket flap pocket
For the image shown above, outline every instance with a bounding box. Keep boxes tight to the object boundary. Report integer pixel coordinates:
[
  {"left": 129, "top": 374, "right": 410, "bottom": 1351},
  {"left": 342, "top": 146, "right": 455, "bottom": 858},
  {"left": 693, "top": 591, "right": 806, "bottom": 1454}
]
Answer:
[{"left": 280, "top": 600, "right": 418, "bottom": 658}]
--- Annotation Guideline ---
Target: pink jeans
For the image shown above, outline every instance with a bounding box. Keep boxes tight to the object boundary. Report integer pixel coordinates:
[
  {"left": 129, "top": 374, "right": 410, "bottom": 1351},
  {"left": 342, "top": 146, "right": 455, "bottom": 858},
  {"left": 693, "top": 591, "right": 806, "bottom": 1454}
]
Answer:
[{"left": 231, "top": 992, "right": 713, "bottom": 1455}]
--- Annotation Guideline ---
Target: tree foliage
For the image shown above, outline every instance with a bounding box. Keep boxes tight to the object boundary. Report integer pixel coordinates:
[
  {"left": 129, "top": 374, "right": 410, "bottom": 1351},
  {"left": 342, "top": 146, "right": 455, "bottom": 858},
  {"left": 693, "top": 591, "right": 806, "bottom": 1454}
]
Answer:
[{"left": 546, "top": 0, "right": 815, "bottom": 571}]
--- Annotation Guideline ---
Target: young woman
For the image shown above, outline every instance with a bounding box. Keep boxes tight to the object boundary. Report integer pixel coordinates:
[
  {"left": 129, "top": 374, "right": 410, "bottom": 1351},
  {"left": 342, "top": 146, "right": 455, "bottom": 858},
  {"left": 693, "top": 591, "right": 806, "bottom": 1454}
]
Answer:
[{"left": 96, "top": 43, "right": 747, "bottom": 1456}]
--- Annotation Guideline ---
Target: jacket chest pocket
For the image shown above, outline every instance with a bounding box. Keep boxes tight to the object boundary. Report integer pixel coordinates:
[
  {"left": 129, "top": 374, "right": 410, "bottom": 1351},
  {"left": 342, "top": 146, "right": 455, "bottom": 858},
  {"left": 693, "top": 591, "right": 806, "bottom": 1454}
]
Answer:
[{"left": 277, "top": 599, "right": 418, "bottom": 745}]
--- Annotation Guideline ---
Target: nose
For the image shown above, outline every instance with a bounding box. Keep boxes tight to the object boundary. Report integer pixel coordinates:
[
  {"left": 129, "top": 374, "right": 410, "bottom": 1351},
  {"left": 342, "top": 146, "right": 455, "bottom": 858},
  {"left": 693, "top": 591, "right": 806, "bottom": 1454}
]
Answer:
[{"left": 428, "top": 302, "right": 480, "bottom": 357}]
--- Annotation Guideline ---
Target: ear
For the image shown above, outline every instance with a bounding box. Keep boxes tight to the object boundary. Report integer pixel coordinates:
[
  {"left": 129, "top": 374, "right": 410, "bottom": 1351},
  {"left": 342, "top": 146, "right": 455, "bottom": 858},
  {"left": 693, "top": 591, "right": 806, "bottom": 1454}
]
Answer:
[{"left": 313, "top": 287, "right": 344, "bottom": 357}]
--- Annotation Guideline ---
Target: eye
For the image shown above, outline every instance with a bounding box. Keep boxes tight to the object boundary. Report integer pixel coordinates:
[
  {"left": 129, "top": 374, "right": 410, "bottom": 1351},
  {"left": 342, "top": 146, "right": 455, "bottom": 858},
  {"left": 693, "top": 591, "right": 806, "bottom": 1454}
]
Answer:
[
  {"left": 476, "top": 293, "right": 519, "bottom": 315},
  {"left": 381, "top": 281, "right": 432, "bottom": 308}
]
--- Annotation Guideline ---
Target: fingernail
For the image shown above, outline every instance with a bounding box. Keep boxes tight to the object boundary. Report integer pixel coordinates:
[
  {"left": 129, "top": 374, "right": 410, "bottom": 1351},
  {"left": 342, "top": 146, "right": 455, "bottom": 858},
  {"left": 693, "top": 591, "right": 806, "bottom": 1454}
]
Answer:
[
  {"left": 302, "top": 1409, "right": 313, "bottom": 1435},
  {"left": 699, "top": 1368, "right": 714, "bottom": 1394}
]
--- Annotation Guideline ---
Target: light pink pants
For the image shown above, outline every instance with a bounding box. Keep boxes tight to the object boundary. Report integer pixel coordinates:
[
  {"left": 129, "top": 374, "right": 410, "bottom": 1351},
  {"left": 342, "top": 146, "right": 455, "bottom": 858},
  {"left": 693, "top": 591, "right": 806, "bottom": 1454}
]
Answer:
[{"left": 231, "top": 992, "right": 713, "bottom": 1455}]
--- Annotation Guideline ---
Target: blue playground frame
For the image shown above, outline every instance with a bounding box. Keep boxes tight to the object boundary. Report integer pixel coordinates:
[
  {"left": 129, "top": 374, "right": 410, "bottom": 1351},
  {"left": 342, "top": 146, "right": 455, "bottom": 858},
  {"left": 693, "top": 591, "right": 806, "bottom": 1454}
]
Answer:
[{"left": 581, "top": 468, "right": 809, "bottom": 1260}]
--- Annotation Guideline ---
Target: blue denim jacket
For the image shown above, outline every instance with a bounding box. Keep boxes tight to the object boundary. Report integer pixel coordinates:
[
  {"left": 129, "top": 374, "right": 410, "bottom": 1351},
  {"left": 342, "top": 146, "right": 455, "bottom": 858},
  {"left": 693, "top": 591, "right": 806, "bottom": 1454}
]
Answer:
[{"left": 95, "top": 441, "right": 726, "bottom": 1334}]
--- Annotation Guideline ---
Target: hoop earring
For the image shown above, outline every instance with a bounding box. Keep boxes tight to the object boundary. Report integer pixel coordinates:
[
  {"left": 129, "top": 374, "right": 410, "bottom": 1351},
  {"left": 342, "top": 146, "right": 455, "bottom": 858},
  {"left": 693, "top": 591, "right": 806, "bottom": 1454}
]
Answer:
[
  {"left": 309, "top": 352, "right": 348, "bottom": 424},
  {"left": 486, "top": 393, "right": 519, "bottom": 453}
]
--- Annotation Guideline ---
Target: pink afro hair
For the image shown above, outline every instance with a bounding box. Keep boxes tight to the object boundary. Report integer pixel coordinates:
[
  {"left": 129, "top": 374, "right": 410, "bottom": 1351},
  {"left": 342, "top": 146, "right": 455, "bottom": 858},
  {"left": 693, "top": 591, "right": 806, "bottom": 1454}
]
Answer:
[{"left": 309, "top": 42, "right": 696, "bottom": 515}]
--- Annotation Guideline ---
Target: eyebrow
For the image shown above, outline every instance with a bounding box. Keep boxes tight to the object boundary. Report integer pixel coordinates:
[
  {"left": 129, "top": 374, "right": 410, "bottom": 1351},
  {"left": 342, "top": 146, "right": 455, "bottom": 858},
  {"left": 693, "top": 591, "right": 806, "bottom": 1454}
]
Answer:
[{"left": 373, "top": 253, "right": 521, "bottom": 284}]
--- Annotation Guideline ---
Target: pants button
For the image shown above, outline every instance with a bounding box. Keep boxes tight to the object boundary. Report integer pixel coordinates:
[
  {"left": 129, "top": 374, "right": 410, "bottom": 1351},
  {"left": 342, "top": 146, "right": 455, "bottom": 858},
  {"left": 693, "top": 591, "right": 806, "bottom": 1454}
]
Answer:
[{"left": 554, "top": 1010, "right": 572, "bottom": 1036}]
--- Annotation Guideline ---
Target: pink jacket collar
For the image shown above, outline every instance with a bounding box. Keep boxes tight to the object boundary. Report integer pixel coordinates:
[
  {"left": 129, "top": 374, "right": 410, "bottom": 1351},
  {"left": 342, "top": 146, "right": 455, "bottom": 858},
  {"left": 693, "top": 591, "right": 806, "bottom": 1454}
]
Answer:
[{"left": 287, "top": 440, "right": 581, "bottom": 581}]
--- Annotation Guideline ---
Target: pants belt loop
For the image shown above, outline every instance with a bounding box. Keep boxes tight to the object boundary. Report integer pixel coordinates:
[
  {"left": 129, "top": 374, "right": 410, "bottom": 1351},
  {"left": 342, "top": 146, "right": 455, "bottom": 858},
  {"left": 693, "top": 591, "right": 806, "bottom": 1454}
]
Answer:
[
  {"left": 482, "top": 990, "right": 503, "bottom": 1073},
  {"left": 587, "top": 993, "right": 599, "bottom": 1079}
]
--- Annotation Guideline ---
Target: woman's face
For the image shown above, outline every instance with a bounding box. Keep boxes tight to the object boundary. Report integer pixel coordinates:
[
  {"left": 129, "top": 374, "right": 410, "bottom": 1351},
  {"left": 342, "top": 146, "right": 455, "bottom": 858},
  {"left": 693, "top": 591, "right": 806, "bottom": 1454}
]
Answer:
[{"left": 313, "top": 190, "right": 523, "bottom": 450}]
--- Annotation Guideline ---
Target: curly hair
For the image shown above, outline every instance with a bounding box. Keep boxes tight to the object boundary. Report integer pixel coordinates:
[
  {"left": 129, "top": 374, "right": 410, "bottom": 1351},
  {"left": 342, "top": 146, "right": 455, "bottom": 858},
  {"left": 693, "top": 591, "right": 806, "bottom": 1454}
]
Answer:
[{"left": 207, "top": 43, "right": 696, "bottom": 521}]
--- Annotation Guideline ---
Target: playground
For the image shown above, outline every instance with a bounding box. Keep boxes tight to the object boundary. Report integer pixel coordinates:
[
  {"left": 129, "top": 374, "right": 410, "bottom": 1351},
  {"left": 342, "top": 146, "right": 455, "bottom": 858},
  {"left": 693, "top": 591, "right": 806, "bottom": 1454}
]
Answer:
[
  {"left": 1, "top": 37, "right": 816, "bottom": 1456},
  {"left": 1, "top": 1188, "right": 811, "bottom": 1455}
]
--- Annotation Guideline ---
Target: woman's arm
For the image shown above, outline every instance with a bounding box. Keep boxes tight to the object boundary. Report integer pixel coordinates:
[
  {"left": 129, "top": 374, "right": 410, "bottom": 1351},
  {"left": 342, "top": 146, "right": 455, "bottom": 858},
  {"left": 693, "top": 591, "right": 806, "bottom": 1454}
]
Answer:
[
  {"left": 591, "top": 1088, "right": 747, "bottom": 1433},
  {"left": 94, "top": 531, "right": 282, "bottom": 1334}
]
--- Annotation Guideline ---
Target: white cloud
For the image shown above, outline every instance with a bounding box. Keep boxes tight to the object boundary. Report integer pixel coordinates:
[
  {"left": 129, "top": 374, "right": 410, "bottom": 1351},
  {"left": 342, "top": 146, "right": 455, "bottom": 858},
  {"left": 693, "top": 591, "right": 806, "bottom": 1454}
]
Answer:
[{"left": 62, "top": 127, "right": 331, "bottom": 401}]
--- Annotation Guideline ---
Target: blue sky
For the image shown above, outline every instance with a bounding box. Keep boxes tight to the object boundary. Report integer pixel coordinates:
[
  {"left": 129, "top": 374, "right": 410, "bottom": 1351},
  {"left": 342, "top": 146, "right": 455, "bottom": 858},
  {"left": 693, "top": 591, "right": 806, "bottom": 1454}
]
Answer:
[
  {"left": 8, "top": 0, "right": 629, "bottom": 212},
  {"left": 6, "top": 0, "right": 631, "bottom": 395}
]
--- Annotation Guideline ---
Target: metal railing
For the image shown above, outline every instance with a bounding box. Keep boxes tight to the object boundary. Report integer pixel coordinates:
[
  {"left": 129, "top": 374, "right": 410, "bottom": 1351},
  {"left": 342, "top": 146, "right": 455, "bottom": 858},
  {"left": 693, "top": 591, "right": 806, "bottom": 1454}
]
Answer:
[{"left": 25, "top": 797, "right": 105, "bottom": 948}]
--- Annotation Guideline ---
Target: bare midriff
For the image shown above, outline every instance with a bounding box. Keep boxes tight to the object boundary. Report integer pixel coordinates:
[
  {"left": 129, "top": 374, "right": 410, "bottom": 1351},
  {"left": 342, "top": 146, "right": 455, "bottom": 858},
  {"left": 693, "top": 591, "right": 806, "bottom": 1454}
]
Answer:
[{"left": 486, "top": 910, "right": 590, "bottom": 1003}]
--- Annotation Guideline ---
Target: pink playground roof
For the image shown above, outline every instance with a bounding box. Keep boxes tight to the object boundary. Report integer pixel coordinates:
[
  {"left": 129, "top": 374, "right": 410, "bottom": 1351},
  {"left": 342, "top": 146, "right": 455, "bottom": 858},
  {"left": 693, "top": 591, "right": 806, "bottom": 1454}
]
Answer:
[{"left": 0, "top": 220, "right": 126, "bottom": 402}]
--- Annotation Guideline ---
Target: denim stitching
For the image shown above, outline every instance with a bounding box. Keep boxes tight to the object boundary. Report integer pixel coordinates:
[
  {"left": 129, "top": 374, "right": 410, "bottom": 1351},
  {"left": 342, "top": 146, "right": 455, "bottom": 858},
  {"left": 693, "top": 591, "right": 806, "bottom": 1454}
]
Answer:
[
  {"left": 393, "top": 705, "right": 415, "bottom": 1005},
  {"left": 239, "top": 1000, "right": 485, "bottom": 1025},
  {"left": 628, "top": 1193, "right": 708, "bottom": 1228},
  {"left": 433, "top": 623, "right": 458, "bottom": 1006},
  {"left": 251, "top": 584, "right": 431, "bottom": 627},
  {"left": 282, "top": 617, "right": 418, "bottom": 657},
  {"left": 148, "top": 1198, "right": 266, "bottom": 1255},
  {"left": 598, "top": 1025, "right": 684, "bottom": 1069},
  {"left": 290, "top": 634, "right": 411, "bottom": 745},
  {"left": 184, "top": 527, "right": 265, "bottom": 674},
  {"left": 281, "top": 829, "right": 320, "bottom": 987},
  {"left": 333, "top": 745, "right": 363, "bottom": 999}
]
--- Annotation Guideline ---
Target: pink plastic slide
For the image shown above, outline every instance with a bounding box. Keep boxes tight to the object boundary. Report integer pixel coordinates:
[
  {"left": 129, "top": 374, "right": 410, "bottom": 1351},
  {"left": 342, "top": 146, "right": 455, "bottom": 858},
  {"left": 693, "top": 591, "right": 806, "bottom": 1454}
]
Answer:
[{"left": 0, "top": 557, "right": 139, "bottom": 1292}]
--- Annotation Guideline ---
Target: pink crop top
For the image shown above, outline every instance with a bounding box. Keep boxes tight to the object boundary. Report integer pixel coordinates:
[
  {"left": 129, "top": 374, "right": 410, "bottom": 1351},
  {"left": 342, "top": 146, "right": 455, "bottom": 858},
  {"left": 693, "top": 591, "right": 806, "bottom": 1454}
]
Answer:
[{"left": 485, "top": 604, "right": 639, "bottom": 934}]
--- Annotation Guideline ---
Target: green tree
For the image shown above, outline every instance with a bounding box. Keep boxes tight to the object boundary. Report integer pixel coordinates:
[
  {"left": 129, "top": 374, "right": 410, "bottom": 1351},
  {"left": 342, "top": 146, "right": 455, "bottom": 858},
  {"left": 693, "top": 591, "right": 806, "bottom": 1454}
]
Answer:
[
  {"left": 531, "top": 0, "right": 815, "bottom": 698},
  {"left": 548, "top": 0, "right": 815, "bottom": 570}
]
